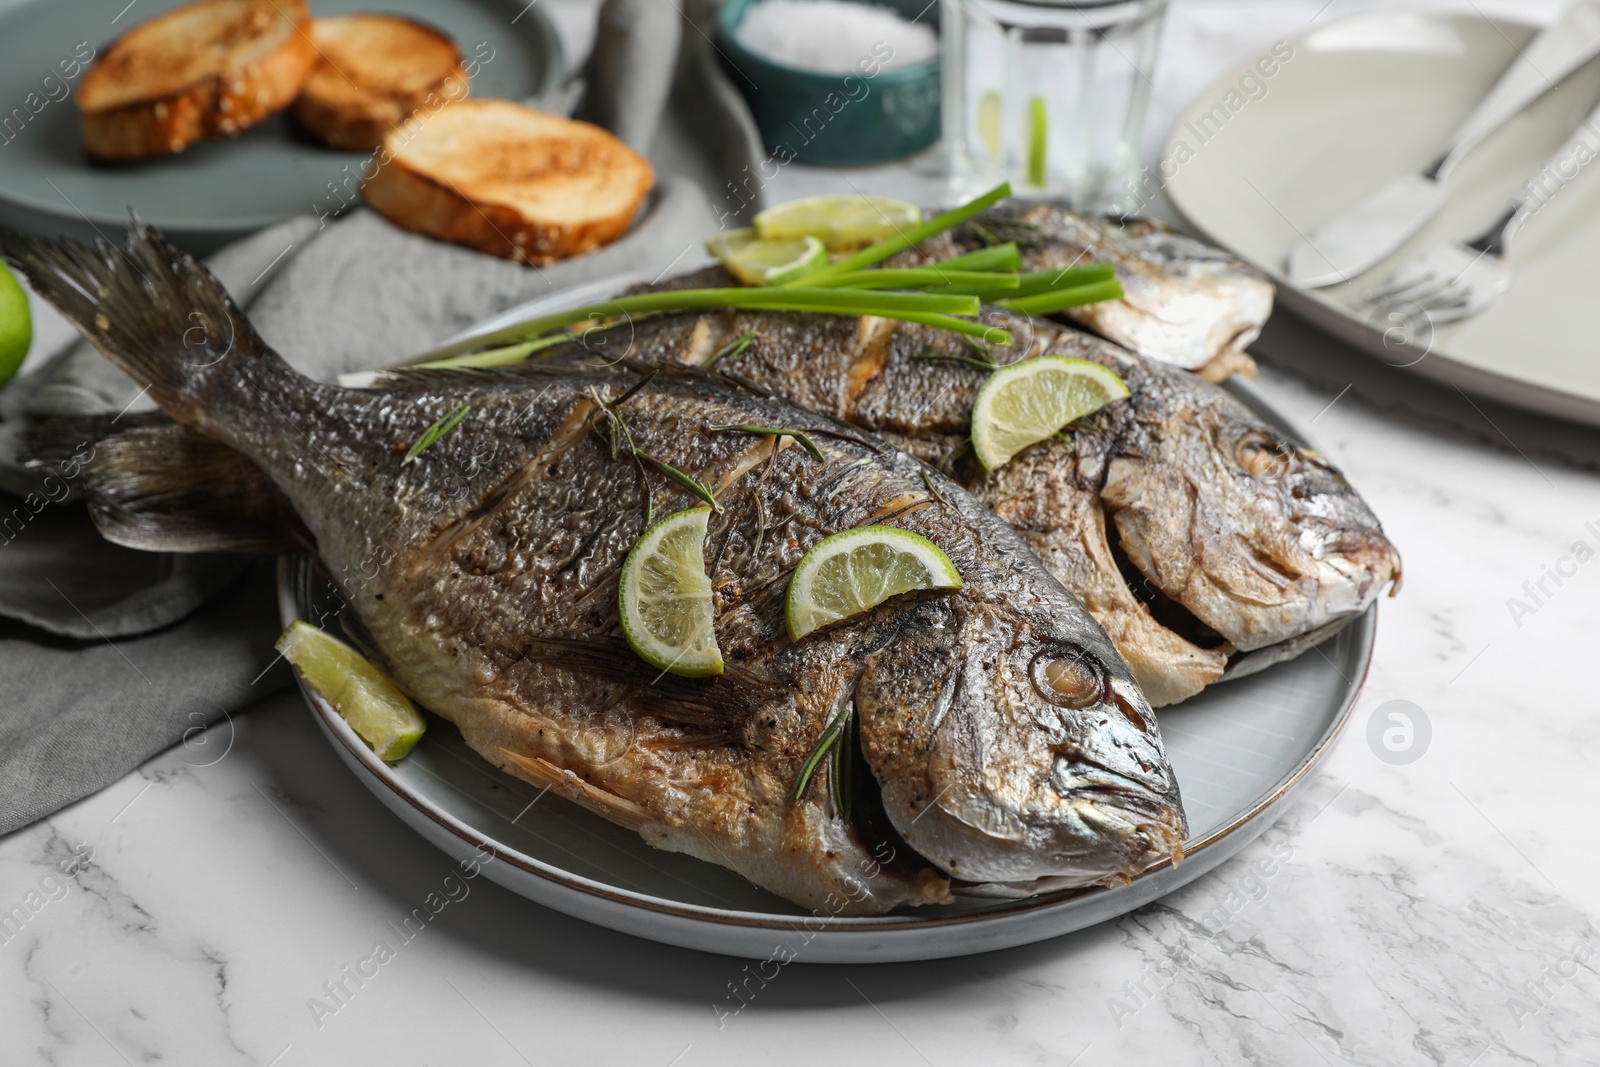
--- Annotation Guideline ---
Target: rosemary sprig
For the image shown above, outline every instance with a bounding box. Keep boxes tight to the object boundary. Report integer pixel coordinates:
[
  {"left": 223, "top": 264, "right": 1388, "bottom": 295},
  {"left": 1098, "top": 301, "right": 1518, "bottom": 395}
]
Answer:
[
  {"left": 784, "top": 183, "right": 1013, "bottom": 285},
  {"left": 707, "top": 330, "right": 758, "bottom": 367},
  {"left": 791, "top": 701, "right": 854, "bottom": 806},
  {"left": 594, "top": 388, "right": 721, "bottom": 510},
  {"left": 402, "top": 403, "right": 472, "bottom": 464},
  {"left": 830, "top": 701, "right": 854, "bottom": 820},
  {"left": 709, "top": 424, "right": 826, "bottom": 462}
]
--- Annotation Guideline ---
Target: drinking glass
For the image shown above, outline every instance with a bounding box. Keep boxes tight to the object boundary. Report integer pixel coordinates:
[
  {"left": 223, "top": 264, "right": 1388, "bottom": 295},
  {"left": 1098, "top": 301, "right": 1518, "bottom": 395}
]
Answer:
[{"left": 942, "top": 0, "right": 1170, "bottom": 212}]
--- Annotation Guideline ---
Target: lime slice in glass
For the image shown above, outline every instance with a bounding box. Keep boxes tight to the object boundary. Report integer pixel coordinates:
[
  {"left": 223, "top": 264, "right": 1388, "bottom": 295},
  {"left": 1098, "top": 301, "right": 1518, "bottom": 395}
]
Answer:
[
  {"left": 1027, "top": 96, "right": 1048, "bottom": 187},
  {"left": 276, "top": 621, "right": 426, "bottom": 761},
  {"left": 786, "top": 525, "right": 962, "bottom": 641},
  {"left": 620, "top": 506, "right": 724, "bottom": 677},
  {"left": 0, "top": 263, "right": 33, "bottom": 387},
  {"left": 978, "top": 91, "right": 1003, "bottom": 160},
  {"left": 753, "top": 195, "right": 922, "bottom": 251},
  {"left": 706, "top": 228, "right": 827, "bottom": 286},
  {"left": 970, "top": 356, "right": 1129, "bottom": 471}
]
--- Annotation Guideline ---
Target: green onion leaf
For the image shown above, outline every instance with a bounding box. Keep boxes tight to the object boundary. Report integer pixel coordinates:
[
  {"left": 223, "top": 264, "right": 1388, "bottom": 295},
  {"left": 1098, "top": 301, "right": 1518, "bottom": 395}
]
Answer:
[
  {"left": 803, "top": 268, "right": 1021, "bottom": 291},
  {"left": 785, "top": 183, "right": 1014, "bottom": 285},
  {"left": 999, "top": 278, "right": 1124, "bottom": 316},
  {"left": 934, "top": 242, "right": 1020, "bottom": 273},
  {"left": 415, "top": 335, "right": 571, "bottom": 370},
  {"left": 402, "top": 403, "right": 472, "bottom": 464}
]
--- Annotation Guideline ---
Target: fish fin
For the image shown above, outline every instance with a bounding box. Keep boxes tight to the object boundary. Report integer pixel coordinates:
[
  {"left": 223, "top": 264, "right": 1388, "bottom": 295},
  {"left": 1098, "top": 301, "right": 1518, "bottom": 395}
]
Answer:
[
  {"left": 0, "top": 221, "right": 306, "bottom": 433},
  {"left": 26, "top": 414, "right": 311, "bottom": 553},
  {"left": 492, "top": 749, "right": 650, "bottom": 832}
]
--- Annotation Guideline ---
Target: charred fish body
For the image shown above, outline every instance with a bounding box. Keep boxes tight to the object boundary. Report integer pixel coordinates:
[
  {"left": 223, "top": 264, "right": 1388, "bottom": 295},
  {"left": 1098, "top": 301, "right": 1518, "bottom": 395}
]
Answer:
[
  {"left": 895, "top": 202, "right": 1276, "bottom": 378},
  {"left": 534, "top": 273, "right": 1399, "bottom": 707},
  {"left": 4, "top": 225, "right": 1186, "bottom": 913}
]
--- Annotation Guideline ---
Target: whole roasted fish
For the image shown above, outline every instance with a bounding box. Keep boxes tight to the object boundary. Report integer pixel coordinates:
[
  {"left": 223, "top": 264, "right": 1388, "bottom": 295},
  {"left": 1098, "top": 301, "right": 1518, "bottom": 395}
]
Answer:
[
  {"left": 896, "top": 203, "right": 1276, "bottom": 379},
  {"left": 519, "top": 272, "right": 1400, "bottom": 707},
  {"left": 4, "top": 226, "right": 1187, "bottom": 914}
]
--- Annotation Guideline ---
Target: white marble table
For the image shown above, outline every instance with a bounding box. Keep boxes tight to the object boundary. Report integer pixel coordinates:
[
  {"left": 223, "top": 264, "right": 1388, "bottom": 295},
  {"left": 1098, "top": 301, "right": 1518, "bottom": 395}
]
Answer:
[{"left": 4, "top": 2, "right": 1598, "bottom": 1064}]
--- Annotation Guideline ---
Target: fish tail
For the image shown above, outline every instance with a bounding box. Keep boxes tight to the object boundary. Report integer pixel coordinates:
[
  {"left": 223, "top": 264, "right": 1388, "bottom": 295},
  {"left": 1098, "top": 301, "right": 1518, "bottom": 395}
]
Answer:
[{"left": 0, "top": 221, "right": 307, "bottom": 435}]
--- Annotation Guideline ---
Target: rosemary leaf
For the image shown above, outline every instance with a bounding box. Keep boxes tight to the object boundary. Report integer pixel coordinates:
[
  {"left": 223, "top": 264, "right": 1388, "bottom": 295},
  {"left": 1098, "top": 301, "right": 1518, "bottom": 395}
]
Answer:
[
  {"left": 711, "top": 424, "right": 826, "bottom": 462},
  {"left": 707, "top": 331, "right": 758, "bottom": 367},
  {"left": 791, "top": 702, "right": 853, "bottom": 804},
  {"left": 637, "top": 452, "right": 721, "bottom": 511},
  {"left": 402, "top": 403, "right": 472, "bottom": 465},
  {"left": 910, "top": 352, "right": 999, "bottom": 372},
  {"left": 920, "top": 467, "right": 952, "bottom": 509}
]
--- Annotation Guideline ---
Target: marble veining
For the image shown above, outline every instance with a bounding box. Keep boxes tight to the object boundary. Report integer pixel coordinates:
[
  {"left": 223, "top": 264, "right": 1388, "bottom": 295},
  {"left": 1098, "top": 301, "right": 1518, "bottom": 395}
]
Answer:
[{"left": 2, "top": 1, "right": 1597, "bottom": 1064}]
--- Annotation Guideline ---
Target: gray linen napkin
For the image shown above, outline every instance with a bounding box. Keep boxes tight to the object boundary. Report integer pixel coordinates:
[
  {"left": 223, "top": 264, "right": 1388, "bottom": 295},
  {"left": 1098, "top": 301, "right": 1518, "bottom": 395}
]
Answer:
[{"left": 0, "top": 0, "right": 762, "bottom": 835}]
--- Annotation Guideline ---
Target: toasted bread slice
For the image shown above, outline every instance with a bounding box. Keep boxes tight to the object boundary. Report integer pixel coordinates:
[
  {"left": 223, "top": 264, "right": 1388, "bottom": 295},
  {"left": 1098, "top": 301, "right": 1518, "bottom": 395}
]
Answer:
[
  {"left": 363, "top": 99, "right": 655, "bottom": 265},
  {"left": 292, "top": 15, "right": 468, "bottom": 152},
  {"left": 77, "top": 0, "right": 314, "bottom": 161}
]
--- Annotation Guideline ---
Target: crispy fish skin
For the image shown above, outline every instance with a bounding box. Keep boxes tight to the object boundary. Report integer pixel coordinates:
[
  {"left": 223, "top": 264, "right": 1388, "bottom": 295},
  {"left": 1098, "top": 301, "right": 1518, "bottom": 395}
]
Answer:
[
  {"left": 567, "top": 276, "right": 1400, "bottom": 705},
  {"left": 4, "top": 225, "right": 1188, "bottom": 912},
  {"left": 892, "top": 203, "right": 1276, "bottom": 376}
]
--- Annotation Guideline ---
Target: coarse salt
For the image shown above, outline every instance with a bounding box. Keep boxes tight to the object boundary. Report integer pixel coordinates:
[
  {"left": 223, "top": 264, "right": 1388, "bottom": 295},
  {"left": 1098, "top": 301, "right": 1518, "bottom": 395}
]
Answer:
[{"left": 736, "top": 0, "right": 938, "bottom": 75}]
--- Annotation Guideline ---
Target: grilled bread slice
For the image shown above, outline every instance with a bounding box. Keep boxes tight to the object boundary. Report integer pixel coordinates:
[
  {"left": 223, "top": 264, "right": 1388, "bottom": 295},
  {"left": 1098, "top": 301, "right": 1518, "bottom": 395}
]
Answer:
[
  {"left": 363, "top": 99, "right": 654, "bottom": 264},
  {"left": 77, "top": 0, "right": 314, "bottom": 161},
  {"left": 292, "top": 15, "right": 468, "bottom": 152}
]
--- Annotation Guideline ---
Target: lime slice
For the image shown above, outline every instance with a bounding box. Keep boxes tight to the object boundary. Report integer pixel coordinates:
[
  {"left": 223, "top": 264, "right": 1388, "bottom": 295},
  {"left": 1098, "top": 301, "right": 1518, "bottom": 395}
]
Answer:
[
  {"left": 786, "top": 525, "right": 962, "bottom": 641},
  {"left": 0, "top": 263, "right": 32, "bottom": 387},
  {"left": 706, "top": 228, "right": 828, "bottom": 286},
  {"left": 276, "top": 621, "right": 426, "bottom": 761},
  {"left": 753, "top": 195, "right": 922, "bottom": 251},
  {"left": 970, "top": 356, "right": 1129, "bottom": 471},
  {"left": 619, "top": 506, "right": 724, "bottom": 677}
]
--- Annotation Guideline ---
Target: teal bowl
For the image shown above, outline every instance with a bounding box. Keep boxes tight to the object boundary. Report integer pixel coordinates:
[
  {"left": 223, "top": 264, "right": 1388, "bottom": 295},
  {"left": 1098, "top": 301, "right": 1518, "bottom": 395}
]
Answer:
[{"left": 716, "top": 0, "right": 941, "bottom": 166}]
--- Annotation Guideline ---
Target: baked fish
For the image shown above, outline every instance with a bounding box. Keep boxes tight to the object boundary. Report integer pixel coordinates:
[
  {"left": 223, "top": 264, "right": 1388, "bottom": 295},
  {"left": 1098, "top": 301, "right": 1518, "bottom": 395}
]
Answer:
[
  {"left": 4, "top": 225, "right": 1187, "bottom": 914},
  {"left": 524, "top": 272, "right": 1400, "bottom": 706},
  {"left": 895, "top": 202, "right": 1276, "bottom": 379}
]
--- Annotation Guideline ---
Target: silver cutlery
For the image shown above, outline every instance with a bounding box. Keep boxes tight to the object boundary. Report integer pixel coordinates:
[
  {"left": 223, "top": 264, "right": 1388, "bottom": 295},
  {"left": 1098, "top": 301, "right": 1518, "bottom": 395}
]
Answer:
[
  {"left": 1358, "top": 98, "right": 1600, "bottom": 324},
  {"left": 1287, "top": 0, "right": 1600, "bottom": 288}
]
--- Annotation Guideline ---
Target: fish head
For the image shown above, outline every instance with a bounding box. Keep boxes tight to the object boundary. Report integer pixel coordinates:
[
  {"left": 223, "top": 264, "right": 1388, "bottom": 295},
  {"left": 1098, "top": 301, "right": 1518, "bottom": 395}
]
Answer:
[
  {"left": 1102, "top": 399, "right": 1402, "bottom": 652},
  {"left": 855, "top": 586, "right": 1186, "bottom": 886}
]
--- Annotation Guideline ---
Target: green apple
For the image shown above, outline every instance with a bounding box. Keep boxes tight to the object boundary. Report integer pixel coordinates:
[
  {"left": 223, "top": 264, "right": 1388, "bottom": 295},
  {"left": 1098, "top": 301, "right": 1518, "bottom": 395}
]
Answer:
[{"left": 0, "top": 262, "right": 32, "bottom": 387}]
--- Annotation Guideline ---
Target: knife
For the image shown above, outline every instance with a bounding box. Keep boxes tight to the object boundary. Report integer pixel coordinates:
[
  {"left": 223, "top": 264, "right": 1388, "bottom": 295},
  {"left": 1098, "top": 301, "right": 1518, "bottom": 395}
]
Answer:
[{"left": 1287, "top": 0, "right": 1600, "bottom": 288}]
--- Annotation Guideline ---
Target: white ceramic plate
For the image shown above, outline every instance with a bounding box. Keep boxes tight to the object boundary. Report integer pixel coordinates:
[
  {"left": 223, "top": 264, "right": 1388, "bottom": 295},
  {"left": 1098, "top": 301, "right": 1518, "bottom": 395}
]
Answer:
[
  {"left": 278, "top": 281, "right": 1376, "bottom": 962},
  {"left": 1164, "top": 10, "right": 1600, "bottom": 428}
]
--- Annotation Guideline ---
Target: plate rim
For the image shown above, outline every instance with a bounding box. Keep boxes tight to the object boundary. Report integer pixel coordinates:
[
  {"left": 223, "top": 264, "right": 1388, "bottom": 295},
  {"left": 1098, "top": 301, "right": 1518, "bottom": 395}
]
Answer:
[
  {"left": 275, "top": 274, "right": 1378, "bottom": 951},
  {"left": 1159, "top": 9, "right": 1600, "bottom": 428}
]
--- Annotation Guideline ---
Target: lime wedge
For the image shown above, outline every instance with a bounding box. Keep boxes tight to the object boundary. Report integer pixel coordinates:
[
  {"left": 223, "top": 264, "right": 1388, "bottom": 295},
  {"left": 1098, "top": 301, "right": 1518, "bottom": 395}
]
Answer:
[
  {"left": 620, "top": 506, "right": 724, "bottom": 677},
  {"left": 786, "top": 525, "right": 962, "bottom": 641},
  {"left": 276, "top": 621, "right": 426, "bottom": 761},
  {"left": 753, "top": 195, "right": 922, "bottom": 251},
  {"left": 0, "top": 263, "right": 32, "bottom": 387},
  {"left": 706, "top": 228, "right": 828, "bottom": 286},
  {"left": 970, "top": 356, "right": 1129, "bottom": 471}
]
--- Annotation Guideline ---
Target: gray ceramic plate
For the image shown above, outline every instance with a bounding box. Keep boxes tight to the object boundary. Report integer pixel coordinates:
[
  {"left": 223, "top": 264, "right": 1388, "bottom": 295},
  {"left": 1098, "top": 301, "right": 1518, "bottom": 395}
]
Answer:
[
  {"left": 0, "top": 0, "right": 563, "bottom": 253},
  {"left": 278, "top": 279, "right": 1376, "bottom": 961},
  {"left": 1163, "top": 10, "right": 1600, "bottom": 428}
]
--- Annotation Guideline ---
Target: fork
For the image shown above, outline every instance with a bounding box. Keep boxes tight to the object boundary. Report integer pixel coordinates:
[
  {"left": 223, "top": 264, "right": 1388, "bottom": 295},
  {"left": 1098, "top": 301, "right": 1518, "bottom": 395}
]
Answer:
[{"left": 1359, "top": 98, "right": 1600, "bottom": 324}]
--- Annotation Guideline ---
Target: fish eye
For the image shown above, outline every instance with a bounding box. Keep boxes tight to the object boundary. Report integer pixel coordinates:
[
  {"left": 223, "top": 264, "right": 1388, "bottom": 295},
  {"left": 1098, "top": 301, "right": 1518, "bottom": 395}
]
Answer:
[
  {"left": 1236, "top": 432, "right": 1294, "bottom": 481},
  {"left": 1030, "top": 650, "right": 1105, "bottom": 709}
]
